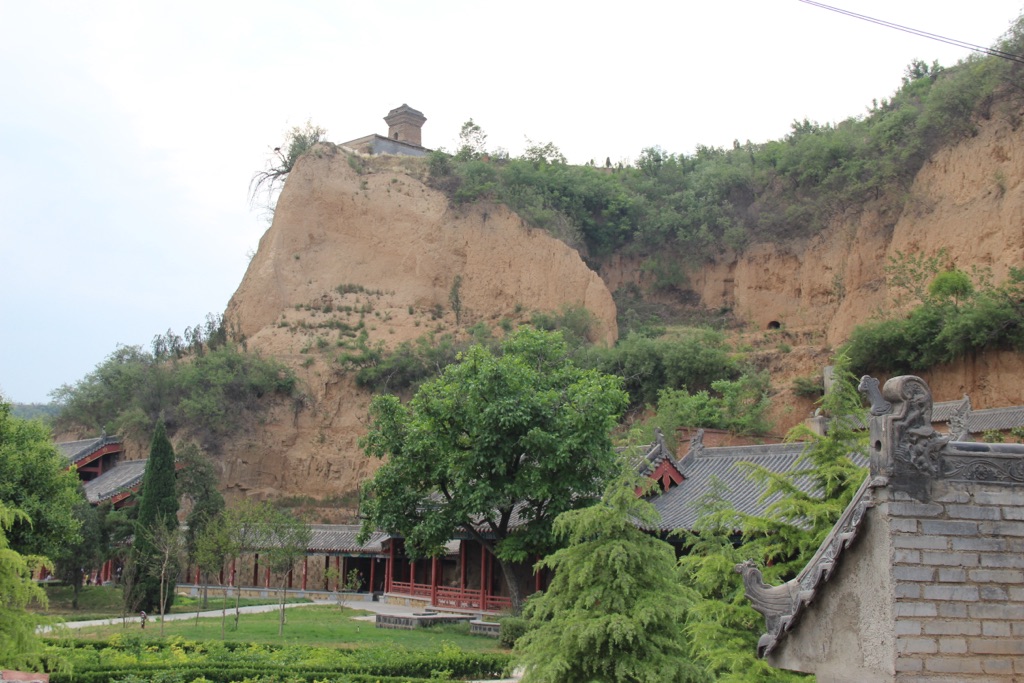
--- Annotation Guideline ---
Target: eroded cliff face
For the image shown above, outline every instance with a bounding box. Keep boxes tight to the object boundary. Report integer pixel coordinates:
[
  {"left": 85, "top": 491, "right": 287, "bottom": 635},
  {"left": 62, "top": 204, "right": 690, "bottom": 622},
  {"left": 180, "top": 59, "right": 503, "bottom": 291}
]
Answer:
[
  {"left": 218, "top": 147, "right": 617, "bottom": 510},
  {"left": 603, "top": 113, "right": 1024, "bottom": 411},
  {"left": 219, "top": 114, "right": 1024, "bottom": 507}
]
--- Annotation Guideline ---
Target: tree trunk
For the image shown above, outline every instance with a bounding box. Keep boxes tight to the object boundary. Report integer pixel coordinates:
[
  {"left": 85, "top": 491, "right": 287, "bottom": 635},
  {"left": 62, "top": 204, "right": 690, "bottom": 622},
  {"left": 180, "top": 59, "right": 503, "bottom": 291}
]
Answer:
[
  {"left": 278, "top": 584, "right": 286, "bottom": 636},
  {"left": 496, "top": 557, "right": 534, "bottom": 614}
]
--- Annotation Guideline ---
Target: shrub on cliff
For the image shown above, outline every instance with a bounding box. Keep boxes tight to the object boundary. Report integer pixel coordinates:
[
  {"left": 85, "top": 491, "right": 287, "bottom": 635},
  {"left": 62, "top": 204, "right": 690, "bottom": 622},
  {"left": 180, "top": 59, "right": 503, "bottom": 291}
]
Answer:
[{"left": 52, "top": 338, "right": 296, "bottom": 450}]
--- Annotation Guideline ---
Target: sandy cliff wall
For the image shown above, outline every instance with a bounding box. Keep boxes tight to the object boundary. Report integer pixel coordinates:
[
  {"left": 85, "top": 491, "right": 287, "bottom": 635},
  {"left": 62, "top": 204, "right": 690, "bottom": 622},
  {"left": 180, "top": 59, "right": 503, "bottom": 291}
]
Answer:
[
  {"left": 684, "top": 115, "right": 1024, "bottom": 347},
  {"left": 217, "top": 113, "right": 1024, "bottom": 505},
  {"left": 218, "top": 147, "right": 617, "bottom": 508}
]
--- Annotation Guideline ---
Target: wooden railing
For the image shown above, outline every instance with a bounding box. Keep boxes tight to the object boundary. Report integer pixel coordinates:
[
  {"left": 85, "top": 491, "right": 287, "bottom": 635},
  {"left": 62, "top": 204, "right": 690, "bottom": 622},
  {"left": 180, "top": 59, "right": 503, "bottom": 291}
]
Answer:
[{"left": 391, "top": 583, "right": 512, "bottom": 612}]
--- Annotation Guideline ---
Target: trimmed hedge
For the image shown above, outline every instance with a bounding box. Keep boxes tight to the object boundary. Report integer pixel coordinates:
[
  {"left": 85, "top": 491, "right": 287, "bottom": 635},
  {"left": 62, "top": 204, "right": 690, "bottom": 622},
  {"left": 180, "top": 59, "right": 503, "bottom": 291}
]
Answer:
[{"left": 45, "top": 637, "right": 512, "bottom": 683}]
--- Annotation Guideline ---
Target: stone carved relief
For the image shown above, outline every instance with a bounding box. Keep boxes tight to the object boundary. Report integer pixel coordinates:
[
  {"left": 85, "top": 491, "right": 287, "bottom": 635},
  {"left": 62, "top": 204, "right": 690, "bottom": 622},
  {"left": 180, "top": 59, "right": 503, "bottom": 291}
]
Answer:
[
  {"left": 948, "top": 394, "right": 972, "bottom": 442},
  {"left": 688, "top": 428, "right": 706, "bottom": 458},
  {"left": 881, "top": 375, "right": 949, "bottom": 478}
]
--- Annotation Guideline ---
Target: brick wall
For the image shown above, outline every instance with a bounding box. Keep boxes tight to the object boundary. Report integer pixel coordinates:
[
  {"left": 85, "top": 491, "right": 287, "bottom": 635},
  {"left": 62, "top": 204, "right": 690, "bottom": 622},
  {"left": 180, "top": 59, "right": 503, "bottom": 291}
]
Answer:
[{"left": 886, "top": 483, "right": 1024, "bottom": 681}]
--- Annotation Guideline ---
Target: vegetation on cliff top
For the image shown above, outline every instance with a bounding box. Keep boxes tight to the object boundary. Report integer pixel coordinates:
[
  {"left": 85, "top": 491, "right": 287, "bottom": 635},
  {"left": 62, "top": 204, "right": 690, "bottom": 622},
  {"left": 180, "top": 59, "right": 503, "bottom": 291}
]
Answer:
[
  {"left": 51, "top": 315, "right": 296, "bottom": 450},
  {"left": 428, "top": 18, "right": 1024, "bottom": 285}
]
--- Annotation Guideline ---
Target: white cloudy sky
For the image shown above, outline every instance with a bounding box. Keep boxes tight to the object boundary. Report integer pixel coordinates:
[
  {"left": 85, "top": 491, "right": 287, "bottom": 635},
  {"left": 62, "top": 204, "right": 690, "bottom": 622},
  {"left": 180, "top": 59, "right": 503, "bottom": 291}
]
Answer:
[{"left": 1, "top": 0, "right": 1021, "bottom": 403}]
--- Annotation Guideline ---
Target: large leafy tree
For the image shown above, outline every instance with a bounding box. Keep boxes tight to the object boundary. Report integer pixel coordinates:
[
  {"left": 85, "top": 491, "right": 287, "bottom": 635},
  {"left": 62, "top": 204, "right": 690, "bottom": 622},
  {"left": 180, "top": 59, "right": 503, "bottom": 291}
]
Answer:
[
  {"left": 514, "top": 477, "right": 704, "bottom": 683},
  {"left": 129, "top": 421, "right": 180, "bottom": 613},
  {"left": 359, "top": 328, "right": 629, "bottom": 610},
  {"left": 0, "top": 400, "right": 82, "bottom": 558}
]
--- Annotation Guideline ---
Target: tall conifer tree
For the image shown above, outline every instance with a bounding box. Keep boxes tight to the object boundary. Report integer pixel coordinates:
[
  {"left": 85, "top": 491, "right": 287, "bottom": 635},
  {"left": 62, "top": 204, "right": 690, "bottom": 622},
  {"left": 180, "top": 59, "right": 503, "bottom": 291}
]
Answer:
[{"left": 129, "top": 421, "right": 180, "bottom": 612}]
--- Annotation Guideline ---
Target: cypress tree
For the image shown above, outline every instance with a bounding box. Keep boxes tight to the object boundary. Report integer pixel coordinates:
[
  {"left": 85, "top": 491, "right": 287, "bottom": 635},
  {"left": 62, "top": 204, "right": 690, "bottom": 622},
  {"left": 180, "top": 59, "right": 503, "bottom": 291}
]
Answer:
[{"left": 129, "top": 421, "right": 180, "bottom": 612}]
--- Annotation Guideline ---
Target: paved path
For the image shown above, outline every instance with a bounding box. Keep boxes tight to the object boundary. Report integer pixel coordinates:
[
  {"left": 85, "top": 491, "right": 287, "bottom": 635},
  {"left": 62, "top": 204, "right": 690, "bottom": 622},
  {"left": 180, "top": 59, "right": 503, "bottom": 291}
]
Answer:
[{"left": 49, "top": 596, "right": 429, "bottom": 631}]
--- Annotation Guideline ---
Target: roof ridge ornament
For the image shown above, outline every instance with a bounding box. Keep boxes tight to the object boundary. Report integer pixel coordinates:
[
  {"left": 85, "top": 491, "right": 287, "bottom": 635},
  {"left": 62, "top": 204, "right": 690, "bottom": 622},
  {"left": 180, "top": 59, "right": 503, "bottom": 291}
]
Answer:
[
  {"left": 857, "top": 375, "right": 892, "bottom": 416},
  {"left": 949, "top": 393, "right": 972, "bottom": 441}
]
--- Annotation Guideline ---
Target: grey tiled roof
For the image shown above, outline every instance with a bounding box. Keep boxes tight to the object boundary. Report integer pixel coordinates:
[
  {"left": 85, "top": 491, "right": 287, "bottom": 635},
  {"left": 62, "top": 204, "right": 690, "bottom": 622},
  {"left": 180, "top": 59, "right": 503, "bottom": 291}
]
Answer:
[
  {"left": 962, "top": 406, "right": 1024, "bottom": 433},
  {"left": 933, "top": 399, "right": 1024, "bottom": 433},
  {"left": 647, "top": 443, "right": 869, "bottom": 532},
  {"left": 56, "top": 435, "right": 123, "bottom": 465},
  {"left": 83, "top": 459, "right": 147, "bottom": 503},
  {"left": 308, "top": 525, "right": 386, "bottom": 554},
  {"left": 648, "top": 443, "right": 809, "bottom": 532}
]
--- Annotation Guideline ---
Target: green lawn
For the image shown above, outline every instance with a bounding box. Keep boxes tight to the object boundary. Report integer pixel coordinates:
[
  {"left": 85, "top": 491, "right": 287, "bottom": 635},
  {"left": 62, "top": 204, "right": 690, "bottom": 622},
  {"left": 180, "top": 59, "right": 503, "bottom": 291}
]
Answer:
[
  {"left": 47, "top": 605, "right": 502, "bottom": 652},
  {"left": 34, "top": 584, "right": 311, "bottom": 623}
]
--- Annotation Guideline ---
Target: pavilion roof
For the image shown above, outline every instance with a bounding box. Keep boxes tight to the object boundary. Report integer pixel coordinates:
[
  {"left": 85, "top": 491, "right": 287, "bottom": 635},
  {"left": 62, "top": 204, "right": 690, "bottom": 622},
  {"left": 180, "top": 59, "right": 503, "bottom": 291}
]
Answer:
[
  {"left": 82, "top": 459, "right": 146, "bottom": 504},
  {"left": 56, "top": 434, "right": 123, "bottom": 465}
]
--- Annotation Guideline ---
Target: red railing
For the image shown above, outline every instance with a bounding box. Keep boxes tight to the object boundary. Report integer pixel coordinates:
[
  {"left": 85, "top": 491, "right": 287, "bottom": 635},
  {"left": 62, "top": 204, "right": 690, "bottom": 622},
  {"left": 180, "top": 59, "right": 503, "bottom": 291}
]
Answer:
[{"left": 391, "top": 583, "right": 512, "bottom": 612}]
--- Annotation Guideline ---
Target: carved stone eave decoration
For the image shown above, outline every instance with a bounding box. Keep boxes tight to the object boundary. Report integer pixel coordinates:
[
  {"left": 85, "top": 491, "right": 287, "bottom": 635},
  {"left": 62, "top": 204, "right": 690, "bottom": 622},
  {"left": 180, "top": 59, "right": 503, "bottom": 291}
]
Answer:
[
  {"left": 736, "top": 476, "right": 874, "bottom": 658},
  {"left": 869, "top": 375, "right": 1024, "bottom": 498},
  {"left": 866, "top": 375, "right": 949, "bottom": 499},
  {"left": 948, "top": 394, "right": 972, "bottom": 442}
]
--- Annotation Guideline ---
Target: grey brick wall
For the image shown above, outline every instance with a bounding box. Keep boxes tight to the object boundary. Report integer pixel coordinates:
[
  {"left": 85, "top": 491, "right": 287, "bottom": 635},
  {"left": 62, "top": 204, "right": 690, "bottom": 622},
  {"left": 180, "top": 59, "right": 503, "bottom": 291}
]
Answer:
[{"left": 886, "top": 483, "right": 1024, "bottom": 681}]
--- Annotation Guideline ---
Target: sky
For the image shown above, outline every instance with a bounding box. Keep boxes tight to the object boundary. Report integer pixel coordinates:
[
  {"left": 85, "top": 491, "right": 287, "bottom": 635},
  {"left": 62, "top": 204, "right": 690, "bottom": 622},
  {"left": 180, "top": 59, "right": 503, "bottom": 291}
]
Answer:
[{"left": 1, "top": 0, "right": 1021, "bottom": 404}]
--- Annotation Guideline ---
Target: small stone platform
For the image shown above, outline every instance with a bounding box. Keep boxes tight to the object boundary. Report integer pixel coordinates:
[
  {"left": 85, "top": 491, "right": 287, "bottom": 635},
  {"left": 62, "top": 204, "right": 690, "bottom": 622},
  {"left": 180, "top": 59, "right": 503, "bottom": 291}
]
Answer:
[{"left": 375, "top": 612, "right": 474, "bottom": 630}]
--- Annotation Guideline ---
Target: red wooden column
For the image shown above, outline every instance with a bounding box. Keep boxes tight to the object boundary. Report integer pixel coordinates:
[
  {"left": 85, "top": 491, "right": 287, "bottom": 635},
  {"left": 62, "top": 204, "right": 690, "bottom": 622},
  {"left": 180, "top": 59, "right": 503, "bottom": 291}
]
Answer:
[
  {"left": 230, "top": 558, "right": 236, "bottom": 587},
  {"left": 479, "top": 543, "right": 487, "bottom": 607},
  {"left": 194, "top": 566, "right": 201, "bottom": 584},
  {"left": 334, "top": 556, "right": 341, "bottom": 591},
  {"left": 264, "top": 566, "right": 271, "bottom": 588},
  {"left": 253, "top": 554, "right": 259, "bottom": 587},
  {"left": 341, "top": 556, "right": 348, "bottom": 584},
  {"left": 386, "top": 543, "right": 395, "bottom": 592},
  {"left": 324, "top": 556, "right": 330, "bottom": 590},
  {"left": 459, "top": 542, "right": 467, "bottom": 600},
  {"left": 430, "top": 557, "right": 439, "bottom": 605},
  {"left": 410, "top": 559, "right": 416, "bottom": 592},
  {"left": 302, "top": 557, "right": 308, "bottom": 591},
  {"left": 369, "top": 557, "right": 377, "bottom": 593}
]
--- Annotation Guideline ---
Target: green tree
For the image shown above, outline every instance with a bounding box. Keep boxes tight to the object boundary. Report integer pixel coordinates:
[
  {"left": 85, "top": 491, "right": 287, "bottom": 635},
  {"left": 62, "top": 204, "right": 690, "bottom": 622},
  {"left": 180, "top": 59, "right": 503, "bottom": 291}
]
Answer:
[
  {"left": 0, "top": 501, "right": 50, "bottom": 671},
  {"left": 261, "top": 508, "right": 311, "bottom": 636},
  {"left": 359, "top": 328, "right": 629, "bottom": 610},
  {"left": 193, "top": 513, "right": 234, "bottom": 638},
  {"left": 514, "top": 477, "right": 703, "bottom": 683},
  {"left": 740, "top": 354, "right": 868, "bottom": 577},
  {"left": 0, "top": 401, "right": 82, "bottom": 559},
  {"left": 456, "top": 119, "right": 487, "bottom": 160},
  {"left": 129, "top": 421, "right": 180, "bottom": 613},
  {"left": 176, "top": 442, "right": 225, "bottom": 588},
  {"left": 143, "top": 516, "right": 186, "bottom": 637},
  {"left": 250, "top": 120, "right": 327, "bottom": 208},
  {"left": 448, "top": 274, "right": 463, "bottom": 325},
  {"left": 53, "top": 499, "right": 105, "bottom": 610}
]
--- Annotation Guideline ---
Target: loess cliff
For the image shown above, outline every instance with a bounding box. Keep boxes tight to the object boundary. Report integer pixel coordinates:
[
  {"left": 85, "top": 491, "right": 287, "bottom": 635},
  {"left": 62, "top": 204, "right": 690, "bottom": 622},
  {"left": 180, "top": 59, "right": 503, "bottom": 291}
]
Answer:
[{"left": 218, "top": 114, "right": 1024, "bottom": 510}]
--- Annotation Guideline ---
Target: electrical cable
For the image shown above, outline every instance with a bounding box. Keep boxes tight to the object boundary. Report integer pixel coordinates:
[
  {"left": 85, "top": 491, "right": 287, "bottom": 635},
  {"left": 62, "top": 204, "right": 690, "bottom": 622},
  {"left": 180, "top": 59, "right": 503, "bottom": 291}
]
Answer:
[{"left": 799, "top": 0, "right": 1024, "bottom": 65}]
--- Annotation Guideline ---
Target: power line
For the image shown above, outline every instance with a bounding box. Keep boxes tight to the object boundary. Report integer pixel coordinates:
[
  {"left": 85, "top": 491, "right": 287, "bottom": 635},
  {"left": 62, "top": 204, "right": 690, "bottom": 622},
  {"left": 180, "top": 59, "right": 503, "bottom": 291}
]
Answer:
[{"left": 799, "top": 0, "right": 1024, "bottom": 66}]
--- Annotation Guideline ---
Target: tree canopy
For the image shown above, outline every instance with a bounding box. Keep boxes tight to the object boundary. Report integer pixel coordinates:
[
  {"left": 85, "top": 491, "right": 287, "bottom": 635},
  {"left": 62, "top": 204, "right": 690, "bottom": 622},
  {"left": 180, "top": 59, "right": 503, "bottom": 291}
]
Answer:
[
  {"left": 0, "top": 400, "right": 82, "bottom": 559},
  {"left": 514, "top": 477, "right": 703, "bottom": 683},
  {"left": 0, "top": 500, "right": 50, "bottom": 671},
  {"left": 129, "top": 421, "right": 181, "bottom": 613},
  {"left": 359, "top": 328, "right": 629, "bottom": 609}
]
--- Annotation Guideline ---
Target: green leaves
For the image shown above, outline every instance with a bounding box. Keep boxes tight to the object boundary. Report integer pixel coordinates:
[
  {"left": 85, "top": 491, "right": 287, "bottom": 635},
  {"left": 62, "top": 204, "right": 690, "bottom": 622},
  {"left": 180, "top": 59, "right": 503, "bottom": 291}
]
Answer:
[
  {"left": 359, "top": 329, "right": 628, "bottom": 605},
  {"left": 515, "top": 478, "right": 703, "bottom": 683}
]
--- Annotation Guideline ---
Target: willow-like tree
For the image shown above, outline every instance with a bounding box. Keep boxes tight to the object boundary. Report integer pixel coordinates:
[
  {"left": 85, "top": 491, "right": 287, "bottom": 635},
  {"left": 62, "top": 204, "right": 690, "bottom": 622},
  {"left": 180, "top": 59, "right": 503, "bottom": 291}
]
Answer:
[
  {"left": 359, "top": 328, "right": 628, "bottom": 611},
  {"left": 129, "top": 421, "right": 180, "bottom": 613},
  {"left": 0, "top": 501, "right": 50, "bottom": 671},
  {"left": 514, "top": 477, "right": 704, "bottom": 683}
]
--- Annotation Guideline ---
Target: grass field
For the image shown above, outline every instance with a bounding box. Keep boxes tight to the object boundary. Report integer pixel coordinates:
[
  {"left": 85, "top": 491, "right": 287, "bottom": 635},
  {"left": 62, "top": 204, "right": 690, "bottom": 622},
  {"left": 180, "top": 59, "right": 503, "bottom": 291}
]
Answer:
[
  {"left": 47, "top": 604, "right": 502, "bottom": 652},
  {"left": 34, "top": 585, "right": 311, "bottom": 623}
]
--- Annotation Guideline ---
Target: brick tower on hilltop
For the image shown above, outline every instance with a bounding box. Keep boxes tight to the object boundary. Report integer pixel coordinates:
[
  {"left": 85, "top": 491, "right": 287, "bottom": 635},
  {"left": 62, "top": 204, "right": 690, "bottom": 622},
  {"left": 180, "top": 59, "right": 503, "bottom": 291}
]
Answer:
[{"left": 384, "top": 104, "right": 426, "bottom": 147}]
